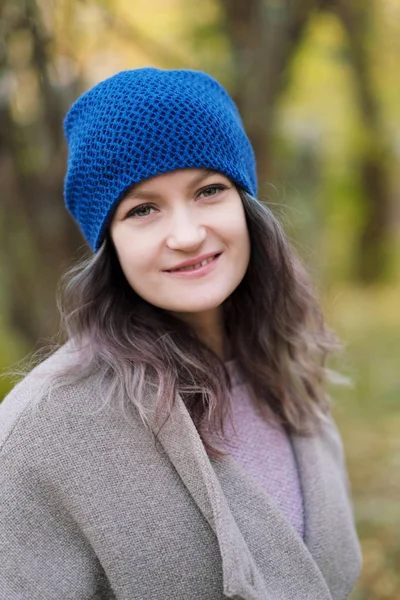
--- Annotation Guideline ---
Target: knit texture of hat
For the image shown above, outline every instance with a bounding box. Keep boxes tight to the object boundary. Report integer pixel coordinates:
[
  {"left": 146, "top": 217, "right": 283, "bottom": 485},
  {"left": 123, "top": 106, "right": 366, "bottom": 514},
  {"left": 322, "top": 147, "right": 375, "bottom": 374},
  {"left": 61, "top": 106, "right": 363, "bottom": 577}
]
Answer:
[{"left": 64, "top": 68, "right": 257, "bottom": 251}]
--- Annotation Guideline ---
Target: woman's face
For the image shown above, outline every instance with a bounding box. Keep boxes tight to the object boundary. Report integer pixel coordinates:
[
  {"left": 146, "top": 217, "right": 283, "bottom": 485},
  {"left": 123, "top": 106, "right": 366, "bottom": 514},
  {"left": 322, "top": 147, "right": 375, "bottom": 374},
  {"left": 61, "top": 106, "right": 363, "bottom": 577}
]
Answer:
[{"left": 110, "top": 168, "right": 250, "bottom": 323}]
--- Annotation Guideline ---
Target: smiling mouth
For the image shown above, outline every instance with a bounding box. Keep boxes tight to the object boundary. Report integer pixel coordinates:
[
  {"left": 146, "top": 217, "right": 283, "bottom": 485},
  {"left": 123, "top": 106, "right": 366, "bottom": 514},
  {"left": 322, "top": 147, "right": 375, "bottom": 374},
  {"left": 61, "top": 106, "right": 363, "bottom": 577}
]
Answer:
[{"left": 167, "top": 253, "right": 221, "bottom": 272}]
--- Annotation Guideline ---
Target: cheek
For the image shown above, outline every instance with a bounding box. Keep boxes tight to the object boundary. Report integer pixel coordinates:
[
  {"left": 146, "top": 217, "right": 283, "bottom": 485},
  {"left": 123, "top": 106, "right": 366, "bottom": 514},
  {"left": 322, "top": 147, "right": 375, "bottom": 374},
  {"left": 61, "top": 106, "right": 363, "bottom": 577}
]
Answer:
[{"left": 112, "top": 233, "right": 153, "bottom": 284}]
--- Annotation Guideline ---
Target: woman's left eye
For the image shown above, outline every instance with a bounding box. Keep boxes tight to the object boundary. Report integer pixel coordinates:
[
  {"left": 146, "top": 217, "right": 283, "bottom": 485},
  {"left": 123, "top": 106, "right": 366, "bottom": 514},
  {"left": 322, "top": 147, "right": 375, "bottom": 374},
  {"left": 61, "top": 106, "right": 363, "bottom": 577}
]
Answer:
[{"left": 197, "top": 184, "right": 227, "bottom": 198}]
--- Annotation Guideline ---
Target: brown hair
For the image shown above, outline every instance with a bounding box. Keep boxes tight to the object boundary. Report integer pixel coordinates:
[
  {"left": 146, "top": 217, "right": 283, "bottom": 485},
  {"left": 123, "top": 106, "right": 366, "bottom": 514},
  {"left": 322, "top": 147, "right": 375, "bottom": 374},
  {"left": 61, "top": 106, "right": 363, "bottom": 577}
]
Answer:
[{"left": 52, "top": 188, "right": 338, "bottom": 457}]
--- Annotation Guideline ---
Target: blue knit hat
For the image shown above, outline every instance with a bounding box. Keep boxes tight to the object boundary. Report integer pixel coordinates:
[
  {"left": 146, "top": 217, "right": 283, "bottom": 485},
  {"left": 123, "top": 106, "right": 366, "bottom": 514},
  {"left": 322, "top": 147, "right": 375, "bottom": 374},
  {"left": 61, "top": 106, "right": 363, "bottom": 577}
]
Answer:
[{"left": 64, "top": 68, "right": 257, "bottom": 251}]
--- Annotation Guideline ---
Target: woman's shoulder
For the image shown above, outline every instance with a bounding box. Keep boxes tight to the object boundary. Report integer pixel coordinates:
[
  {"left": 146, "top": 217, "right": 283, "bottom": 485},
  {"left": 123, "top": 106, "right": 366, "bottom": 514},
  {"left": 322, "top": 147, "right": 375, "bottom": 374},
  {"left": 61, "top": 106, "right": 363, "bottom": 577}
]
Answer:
[{"left": 0, "top": 343, "right": 114, "bottom": 455}]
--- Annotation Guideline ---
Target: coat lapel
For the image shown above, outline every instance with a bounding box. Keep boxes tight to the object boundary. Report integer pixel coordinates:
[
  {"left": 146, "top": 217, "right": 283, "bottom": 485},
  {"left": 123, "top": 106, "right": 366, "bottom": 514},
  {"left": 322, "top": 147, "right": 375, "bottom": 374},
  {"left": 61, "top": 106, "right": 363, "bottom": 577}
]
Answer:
[
  {"left": 152, "top": 393, "right": 269, "bottom": 600},
  {"left": 149, "top": 393, "right": 359, "bottom": 600},
  {"left": 291, "top": 421, "right": 362, "bottom": 599}
]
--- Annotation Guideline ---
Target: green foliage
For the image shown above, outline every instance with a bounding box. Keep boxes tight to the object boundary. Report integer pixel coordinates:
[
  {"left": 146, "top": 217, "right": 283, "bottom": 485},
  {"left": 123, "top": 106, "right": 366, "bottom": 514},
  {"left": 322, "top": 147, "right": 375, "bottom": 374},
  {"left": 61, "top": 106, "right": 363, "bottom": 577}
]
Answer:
[
  {"left": 325, "top": 283, "right": 400, "bottom": 599},
  {"left": 0, "top": 319, "right": 26, "bottom": 400}
]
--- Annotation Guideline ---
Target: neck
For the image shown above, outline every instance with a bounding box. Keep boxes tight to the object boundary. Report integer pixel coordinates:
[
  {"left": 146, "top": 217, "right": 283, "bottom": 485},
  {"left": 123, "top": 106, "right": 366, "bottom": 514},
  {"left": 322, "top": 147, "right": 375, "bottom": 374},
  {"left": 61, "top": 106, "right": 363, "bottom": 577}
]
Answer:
[{"left": 173, "top": 307, "right": 231, "bottom": 361}]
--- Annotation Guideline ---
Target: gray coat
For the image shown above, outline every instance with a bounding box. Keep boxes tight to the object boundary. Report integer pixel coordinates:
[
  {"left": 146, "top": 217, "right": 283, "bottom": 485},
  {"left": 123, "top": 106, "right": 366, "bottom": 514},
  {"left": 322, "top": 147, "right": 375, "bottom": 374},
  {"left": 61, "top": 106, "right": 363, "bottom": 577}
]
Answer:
[{"left": 0, "top": 347, "right": 362, "bottom": 600}]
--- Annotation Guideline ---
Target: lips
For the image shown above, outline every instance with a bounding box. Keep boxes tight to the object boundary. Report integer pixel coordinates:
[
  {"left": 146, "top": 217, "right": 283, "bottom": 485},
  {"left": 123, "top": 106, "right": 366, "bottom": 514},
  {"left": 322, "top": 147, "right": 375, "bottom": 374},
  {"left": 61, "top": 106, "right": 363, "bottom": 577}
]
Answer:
[
  {"left": 170, "top": 254, "right": 219, "bottom": 272},
  {"left": 165, "top": 253, "right": 221, "bottom": 272}
]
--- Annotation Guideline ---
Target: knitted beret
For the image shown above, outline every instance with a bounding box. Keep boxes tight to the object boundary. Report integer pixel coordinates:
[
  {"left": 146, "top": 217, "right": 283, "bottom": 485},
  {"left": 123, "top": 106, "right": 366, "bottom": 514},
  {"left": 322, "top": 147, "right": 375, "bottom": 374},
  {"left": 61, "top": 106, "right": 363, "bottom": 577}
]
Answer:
[{"left": 63, "top": 68, "right": 257, "bottom": 251}]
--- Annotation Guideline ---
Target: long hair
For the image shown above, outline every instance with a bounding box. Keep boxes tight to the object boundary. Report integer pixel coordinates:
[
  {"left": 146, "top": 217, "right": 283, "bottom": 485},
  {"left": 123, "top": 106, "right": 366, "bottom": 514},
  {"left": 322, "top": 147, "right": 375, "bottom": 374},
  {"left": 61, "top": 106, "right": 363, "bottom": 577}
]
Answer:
[{"left": 47, "top": 188, "right": 339, "bottom": 457}]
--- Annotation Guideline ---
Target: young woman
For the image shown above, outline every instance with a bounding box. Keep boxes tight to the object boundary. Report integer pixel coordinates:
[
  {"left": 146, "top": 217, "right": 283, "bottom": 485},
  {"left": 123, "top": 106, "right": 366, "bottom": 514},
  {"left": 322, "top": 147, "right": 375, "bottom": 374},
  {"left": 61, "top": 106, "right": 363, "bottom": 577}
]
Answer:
[{"left": 0, "top": 68, "right": 361, "bottom": 600}]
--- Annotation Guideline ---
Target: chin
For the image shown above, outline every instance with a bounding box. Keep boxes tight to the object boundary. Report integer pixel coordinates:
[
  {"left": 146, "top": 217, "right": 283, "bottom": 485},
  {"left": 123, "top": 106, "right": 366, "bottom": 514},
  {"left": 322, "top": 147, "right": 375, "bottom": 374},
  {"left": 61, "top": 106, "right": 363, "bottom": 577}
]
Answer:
[{"left": 162, "top": 295, "right": 228, "bottom": 314}]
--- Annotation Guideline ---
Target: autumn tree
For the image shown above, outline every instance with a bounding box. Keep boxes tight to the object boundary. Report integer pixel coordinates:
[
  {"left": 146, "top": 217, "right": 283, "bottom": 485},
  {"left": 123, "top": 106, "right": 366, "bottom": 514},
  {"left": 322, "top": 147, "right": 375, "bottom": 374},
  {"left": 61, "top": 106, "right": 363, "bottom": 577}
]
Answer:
[{"left": 218, "top": 0, "right": 393, "bottom": 282}]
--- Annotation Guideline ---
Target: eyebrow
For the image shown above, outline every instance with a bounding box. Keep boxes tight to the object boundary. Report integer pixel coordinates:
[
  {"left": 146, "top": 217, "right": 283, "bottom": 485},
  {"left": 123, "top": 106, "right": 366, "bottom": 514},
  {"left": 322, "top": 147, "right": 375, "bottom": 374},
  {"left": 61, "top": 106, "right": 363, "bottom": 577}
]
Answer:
[{"left": 125, "top": 169, "right": 221, "bottom": 201}]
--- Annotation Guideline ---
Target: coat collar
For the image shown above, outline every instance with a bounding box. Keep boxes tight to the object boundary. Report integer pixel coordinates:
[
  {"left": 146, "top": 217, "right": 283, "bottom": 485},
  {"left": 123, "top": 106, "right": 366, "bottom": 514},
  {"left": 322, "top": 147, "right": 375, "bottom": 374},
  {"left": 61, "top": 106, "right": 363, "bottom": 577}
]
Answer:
[{"left": 150, "top": 393, "right": 360, "bottom": 600}]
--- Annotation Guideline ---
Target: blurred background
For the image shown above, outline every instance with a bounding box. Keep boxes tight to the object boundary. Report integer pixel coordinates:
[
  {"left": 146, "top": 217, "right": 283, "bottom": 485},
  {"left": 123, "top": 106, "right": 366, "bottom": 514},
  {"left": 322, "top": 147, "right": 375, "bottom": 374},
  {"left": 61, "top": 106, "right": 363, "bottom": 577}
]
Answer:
[{"left": 0, "top": 0, "right": 399, "bottom": 597}]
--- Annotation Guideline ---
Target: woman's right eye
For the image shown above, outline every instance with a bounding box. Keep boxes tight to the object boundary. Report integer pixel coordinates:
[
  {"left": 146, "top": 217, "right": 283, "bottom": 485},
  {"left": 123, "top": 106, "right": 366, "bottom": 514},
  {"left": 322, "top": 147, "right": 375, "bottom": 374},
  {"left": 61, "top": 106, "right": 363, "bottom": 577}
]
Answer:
[{"left": 125, "top": 204, "right": 156, "bottom": 219}]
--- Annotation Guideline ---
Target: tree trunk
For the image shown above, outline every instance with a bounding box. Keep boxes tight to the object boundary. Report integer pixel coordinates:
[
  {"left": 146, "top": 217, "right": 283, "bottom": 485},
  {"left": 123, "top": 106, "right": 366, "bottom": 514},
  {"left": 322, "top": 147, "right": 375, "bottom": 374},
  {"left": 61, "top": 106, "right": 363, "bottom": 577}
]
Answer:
[
  {"left": 218, "top": 0, "right": 316, "bottom": 191},
  {"left": 0, "top": 0, "right": 86, "bottom": 349},
  {"left": 328, "top": 0, "right": 393, "bottom": 282},
  {"left": 219, "top": 0, "right": 393, "bottom": 282}
]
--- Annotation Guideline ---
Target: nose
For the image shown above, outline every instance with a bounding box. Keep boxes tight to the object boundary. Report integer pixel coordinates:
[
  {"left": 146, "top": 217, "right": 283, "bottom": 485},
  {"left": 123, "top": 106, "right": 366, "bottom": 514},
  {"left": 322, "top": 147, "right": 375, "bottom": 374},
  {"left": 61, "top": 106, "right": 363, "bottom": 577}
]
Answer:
[{"left": 166, "top": 208, "right": 207, "bottom": 251}]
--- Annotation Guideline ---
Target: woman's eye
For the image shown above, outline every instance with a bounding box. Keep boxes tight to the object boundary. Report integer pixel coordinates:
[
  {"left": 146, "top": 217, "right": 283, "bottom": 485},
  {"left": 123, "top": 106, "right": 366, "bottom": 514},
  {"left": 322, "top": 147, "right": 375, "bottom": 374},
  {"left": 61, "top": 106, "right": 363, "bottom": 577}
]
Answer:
[
  {"left": 123, "top": 185, "right": 227, "bottom": 219},
  {"left": 126, "top": 204, "right": 155, "bottom": 219},
  {"left": 197, "top": 184, "right": 227, "bottom": 198}
]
